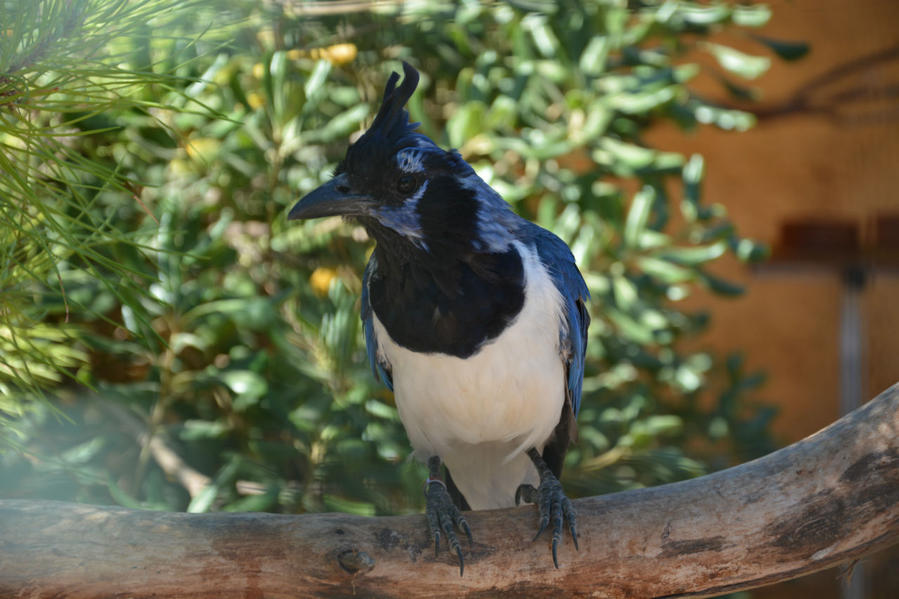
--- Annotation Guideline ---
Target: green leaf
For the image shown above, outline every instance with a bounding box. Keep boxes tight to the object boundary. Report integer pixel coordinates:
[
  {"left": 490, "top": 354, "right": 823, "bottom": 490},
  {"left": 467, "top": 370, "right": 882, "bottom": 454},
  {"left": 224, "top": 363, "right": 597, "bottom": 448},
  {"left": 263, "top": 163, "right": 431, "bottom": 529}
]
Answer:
[
  {"left": 301, "top": 58, "right": 332, "bottom": 117},
  {"left": 187, "top": 485, "right": 218, "bottom": 514},
  {"left": 700, "top": 42, "right": 771, "bottom": 79},
  {"left": 579, "top": 36, "right": 609, "bottom": 76},
  {"left": 692, "top": 102, "right": 756, "bottom": 131},
  {"left": 188, "top": 457, "right": 241, "bottom": 513},
  {"left": 303, "top": 58, "right": 331, "bottom": 98},
  {"left": 523, "top": 14, "right": 559, "bottom": 57},
  {"left": 366, "top": 399, "right": 398, "bottom": 420},
  {"left": 605, "top": 86, "right": 676, "bottom": 114},
  {"left": 751, "top": 35, "right": 811, "bottom": 61},
  {"left": 612, "top": 274, "right": 639, "bottom": 309},
  {"left": 185, "top": 53, "right": 229, "bottom": 100},
  {"left": 698, "top": 271, "right": 745, "bottom": 296},
  {"left": 60, "top": 437, "right": 106, "bottom": 464},
  {"left": 734, "top": 238, "right": 770, "bottom": 262},
  {"left": 644, "top": 415, "right": 683, "bottom": 435},
  {"left": 719, "top": 76, "right": 759, "bottom": 101},
  {"left": 681, "top": 153, "right": 704, "bottom": 221},
  {"left": 606, "top": 308, "right": 654, "bottom": 345},
  {"left": 323, "top": 494, "right": 376, "bottom": 516},
  {"left": 223, "top": 486, "right": 280, "bottom": 512},
  {"left": 319, "top": 104, "right": 369, "bottom": 140},
  {"left": 731, "top": 4, "right": 772, "bottom": 27},
  {"left": 624, "top": 186, "right": 655, "bottom": 248},
  {"left": 180, "top": 419, "right": 231, "bottom": 440},
  {"left": 677, "top": 3, "right": 732, "bottom": 26},
  {"left": 659, "top": 241, "right": 727, "bottom": 265},
  {"left": 637, "top": 257, "right": 694, "bottom": 284},
  {"left": 107, "top": 478, "right": 150, "bottom": 510},
  {"left": 446, "top": 101, "right": 487, "bottom": 148},
  {"left": 486, "top": 95, "right": 517, "bottom": 130}
]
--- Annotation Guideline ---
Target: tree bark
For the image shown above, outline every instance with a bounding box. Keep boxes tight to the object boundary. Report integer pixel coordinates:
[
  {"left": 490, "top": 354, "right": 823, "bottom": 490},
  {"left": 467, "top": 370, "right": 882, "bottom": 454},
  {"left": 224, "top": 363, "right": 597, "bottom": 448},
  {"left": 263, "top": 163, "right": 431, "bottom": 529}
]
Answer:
[{"left": 1, "top": 384, "right": 897, "bottom": 599}]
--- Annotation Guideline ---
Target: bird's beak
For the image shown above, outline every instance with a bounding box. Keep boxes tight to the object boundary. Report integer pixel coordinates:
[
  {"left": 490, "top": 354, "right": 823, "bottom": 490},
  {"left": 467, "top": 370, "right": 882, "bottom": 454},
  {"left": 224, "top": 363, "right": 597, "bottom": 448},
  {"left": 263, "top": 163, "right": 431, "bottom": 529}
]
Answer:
[{"left": 287, "top": 175, "right": 373, "bottom": 221}]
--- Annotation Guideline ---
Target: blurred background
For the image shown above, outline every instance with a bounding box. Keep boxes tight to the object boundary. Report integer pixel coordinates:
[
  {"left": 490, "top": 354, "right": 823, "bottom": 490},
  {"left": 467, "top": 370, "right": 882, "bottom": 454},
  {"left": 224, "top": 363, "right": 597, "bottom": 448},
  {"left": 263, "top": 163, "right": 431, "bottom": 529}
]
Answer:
[{"left": 0, "top": 0, "right": 896, "bottom": 597}]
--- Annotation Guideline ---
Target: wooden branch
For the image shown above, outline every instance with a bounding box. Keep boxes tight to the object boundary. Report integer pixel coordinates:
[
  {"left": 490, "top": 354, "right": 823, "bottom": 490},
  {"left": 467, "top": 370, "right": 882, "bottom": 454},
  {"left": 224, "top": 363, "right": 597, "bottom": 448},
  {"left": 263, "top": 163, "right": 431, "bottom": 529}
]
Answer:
[
  {"left": 2, "top": 384, "right": 897, "bottom": 599},
  {"left": 727, "top": 44, "right": 899, "bottom": 125}
]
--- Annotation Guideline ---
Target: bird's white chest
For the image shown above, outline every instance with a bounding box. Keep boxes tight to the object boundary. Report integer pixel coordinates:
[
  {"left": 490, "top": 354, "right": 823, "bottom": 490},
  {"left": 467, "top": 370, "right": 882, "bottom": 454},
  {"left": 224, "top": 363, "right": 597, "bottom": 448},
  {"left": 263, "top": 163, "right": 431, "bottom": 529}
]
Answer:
[{"left": 371, "top": 242, "right": 566, "bottom": 508}]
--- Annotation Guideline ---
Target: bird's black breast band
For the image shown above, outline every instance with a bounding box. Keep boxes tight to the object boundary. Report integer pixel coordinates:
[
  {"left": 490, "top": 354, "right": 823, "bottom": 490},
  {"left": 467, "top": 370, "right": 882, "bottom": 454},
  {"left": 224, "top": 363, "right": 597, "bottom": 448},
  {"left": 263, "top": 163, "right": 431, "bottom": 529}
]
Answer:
[{"left": 368, "top": 246, "right": 526, "bottom": 358}]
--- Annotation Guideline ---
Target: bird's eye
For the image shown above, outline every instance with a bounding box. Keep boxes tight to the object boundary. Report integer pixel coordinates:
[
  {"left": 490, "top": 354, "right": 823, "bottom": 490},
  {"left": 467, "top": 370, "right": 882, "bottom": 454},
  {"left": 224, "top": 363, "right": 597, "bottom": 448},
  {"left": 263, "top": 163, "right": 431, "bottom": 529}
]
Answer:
[{"left": 396, "top": 175, "right": 416, "bottom": 194}]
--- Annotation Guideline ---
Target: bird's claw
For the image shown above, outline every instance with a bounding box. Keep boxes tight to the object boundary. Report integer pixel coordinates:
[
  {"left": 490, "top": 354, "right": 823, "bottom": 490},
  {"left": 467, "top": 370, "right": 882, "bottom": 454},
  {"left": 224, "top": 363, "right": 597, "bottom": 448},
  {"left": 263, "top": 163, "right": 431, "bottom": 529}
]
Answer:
[
  {"left": 516, "top": 465, "right": 578, "bottom": 568},
  {"left": 425, "top": 478, "right": 471, "bottom": 576}
]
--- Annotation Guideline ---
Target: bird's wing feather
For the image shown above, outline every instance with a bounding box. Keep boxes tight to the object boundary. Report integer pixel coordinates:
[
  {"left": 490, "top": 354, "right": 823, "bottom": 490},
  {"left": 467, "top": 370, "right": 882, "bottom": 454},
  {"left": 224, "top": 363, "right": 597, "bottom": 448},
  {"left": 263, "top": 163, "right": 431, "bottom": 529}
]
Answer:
[
  {"left": 361, "top": 256, "right": 394, "bottom": 390},
  {"left": 523, "top": 223, "right": 590, "bottom": 416}
]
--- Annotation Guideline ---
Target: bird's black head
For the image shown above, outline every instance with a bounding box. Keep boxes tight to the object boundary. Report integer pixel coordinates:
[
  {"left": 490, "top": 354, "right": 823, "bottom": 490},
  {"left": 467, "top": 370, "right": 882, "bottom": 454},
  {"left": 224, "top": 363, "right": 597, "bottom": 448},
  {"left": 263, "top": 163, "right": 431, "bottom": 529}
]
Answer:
[{"left": 288, "top": 62, "right": 513, "bottom": 253}]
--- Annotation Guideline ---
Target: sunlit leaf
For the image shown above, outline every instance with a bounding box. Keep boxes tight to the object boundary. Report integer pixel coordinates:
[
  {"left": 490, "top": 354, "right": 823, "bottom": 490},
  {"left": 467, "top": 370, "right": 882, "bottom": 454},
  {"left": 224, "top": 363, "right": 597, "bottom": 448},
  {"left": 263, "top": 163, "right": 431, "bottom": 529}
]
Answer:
[
  {"left": 700, "top": 42, "right": 771, "bottom": 79},
  {"left": 624, "top": 186, "right": 655, "bottom": 247},
  {"left": 731, "top": 4, "right": 772, "bottom": 28}
]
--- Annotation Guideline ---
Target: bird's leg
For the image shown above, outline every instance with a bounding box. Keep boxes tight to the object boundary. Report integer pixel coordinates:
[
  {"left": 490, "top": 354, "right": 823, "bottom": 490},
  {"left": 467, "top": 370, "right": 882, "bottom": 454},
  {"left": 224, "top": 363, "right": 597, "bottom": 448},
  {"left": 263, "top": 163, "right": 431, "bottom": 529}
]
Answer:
[
  {"left": 515, "top": 447, "right": 579, "bottom": 568},
  {"left": 424, "top": 455, "right": 472, "bottom": 576}
]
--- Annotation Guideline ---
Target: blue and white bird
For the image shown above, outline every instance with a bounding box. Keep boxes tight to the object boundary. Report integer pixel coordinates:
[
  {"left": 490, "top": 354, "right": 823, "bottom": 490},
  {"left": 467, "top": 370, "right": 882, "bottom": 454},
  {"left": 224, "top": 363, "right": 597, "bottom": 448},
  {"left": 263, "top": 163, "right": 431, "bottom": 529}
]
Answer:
[{"left": 288, "top": 62, "right": 589, "bottom": 573}]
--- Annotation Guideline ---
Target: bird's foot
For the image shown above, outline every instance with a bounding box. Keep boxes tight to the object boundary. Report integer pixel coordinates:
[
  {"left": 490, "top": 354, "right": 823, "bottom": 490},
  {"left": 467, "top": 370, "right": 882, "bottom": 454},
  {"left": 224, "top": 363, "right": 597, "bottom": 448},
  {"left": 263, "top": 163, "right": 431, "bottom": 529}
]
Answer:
[
  {"left": 425, "top": 456, "right": 472, "bottom": 576},
  {"left": 515, "top": 447, "right": 578, "bottom": 568}
]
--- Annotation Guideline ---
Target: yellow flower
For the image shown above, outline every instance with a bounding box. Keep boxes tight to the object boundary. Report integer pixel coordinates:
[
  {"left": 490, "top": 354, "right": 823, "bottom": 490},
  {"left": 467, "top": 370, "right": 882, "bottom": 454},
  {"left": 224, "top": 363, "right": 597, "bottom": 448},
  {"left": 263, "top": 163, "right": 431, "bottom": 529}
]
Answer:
[
  {"left": 247, "top": 92, "right": 265, "bottom": 110},
  {"left": 185, "top": 138, "right": 219, "bottom": 162},
  {"left": 323, "top": 43, "right": 357, "bottom": 65},
  {"left": 310, "top": 267, "right": 338, "bottom": 296},
  {"left": 289, "top": 43, "right": 358, "bottom": 66}
]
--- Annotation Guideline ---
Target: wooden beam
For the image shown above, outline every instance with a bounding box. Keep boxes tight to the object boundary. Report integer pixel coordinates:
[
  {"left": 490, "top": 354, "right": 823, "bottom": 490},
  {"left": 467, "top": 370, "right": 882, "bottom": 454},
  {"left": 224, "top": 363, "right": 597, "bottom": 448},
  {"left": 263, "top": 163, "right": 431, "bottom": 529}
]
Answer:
[{"left": 1, "top": 384, "right": 897, "bottom": 598}]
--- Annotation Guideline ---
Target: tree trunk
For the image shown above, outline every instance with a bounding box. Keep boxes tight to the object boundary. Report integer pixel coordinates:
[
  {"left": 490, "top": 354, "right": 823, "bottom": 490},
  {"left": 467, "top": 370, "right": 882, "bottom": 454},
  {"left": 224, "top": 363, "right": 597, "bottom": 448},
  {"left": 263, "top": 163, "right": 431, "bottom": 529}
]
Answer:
[{"left": 1, "top": 384, "right": 897, "bottom": 598}]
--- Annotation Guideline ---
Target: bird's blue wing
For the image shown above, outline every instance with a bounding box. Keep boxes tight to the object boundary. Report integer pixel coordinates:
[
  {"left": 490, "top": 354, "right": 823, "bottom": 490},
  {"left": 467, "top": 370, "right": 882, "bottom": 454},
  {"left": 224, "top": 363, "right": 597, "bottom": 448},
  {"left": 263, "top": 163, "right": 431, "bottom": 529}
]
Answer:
[
  {"left": 361, "top": 256, "right": 394, "bottom": 390},
  {"left": 524, "top": 223, "right": 590, "bottom": 416}
]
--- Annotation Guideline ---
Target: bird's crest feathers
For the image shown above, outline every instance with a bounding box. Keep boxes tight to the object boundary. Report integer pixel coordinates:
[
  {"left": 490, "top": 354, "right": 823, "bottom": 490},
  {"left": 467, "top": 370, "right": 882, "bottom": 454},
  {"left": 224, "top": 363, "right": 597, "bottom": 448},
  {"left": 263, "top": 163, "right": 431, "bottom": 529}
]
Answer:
[{"left": 364, "top": 61, "right": 421, "bottom": 148}]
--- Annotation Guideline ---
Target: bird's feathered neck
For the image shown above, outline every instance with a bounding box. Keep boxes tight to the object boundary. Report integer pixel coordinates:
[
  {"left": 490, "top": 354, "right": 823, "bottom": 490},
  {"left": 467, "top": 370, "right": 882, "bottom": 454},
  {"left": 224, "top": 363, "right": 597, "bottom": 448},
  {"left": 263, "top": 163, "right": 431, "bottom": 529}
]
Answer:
[
  {"left": 362, "top": 216, "right": 433, "bottom": 265},
  {"left": 358, "top": 173, "right": 521, "bottom": 268}
]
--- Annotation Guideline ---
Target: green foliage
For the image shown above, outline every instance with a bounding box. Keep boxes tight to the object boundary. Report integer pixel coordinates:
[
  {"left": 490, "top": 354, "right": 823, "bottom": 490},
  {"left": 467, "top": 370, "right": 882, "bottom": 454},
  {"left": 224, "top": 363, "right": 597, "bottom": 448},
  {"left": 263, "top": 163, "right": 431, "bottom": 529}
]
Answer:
[
  {"left": 0, "top": 0, "right": 223, "bottom": 409},
  {"left": 3, "top": 0, "right": 783, "bottom": 514}
]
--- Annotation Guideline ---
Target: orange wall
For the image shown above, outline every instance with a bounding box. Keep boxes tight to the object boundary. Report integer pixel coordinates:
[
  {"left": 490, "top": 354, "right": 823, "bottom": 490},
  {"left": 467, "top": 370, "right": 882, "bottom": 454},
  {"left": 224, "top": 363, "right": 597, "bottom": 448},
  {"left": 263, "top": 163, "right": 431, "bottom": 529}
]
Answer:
[{"left": 648, "top": 0, "right": 899, "bottom": 442}]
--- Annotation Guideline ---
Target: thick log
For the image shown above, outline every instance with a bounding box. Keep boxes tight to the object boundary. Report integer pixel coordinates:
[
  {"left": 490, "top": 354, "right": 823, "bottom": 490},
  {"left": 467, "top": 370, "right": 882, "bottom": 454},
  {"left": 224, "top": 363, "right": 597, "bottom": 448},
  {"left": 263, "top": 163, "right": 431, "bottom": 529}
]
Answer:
[{"left": 1, "top": 384, "right": 897, "bottom": 598}]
